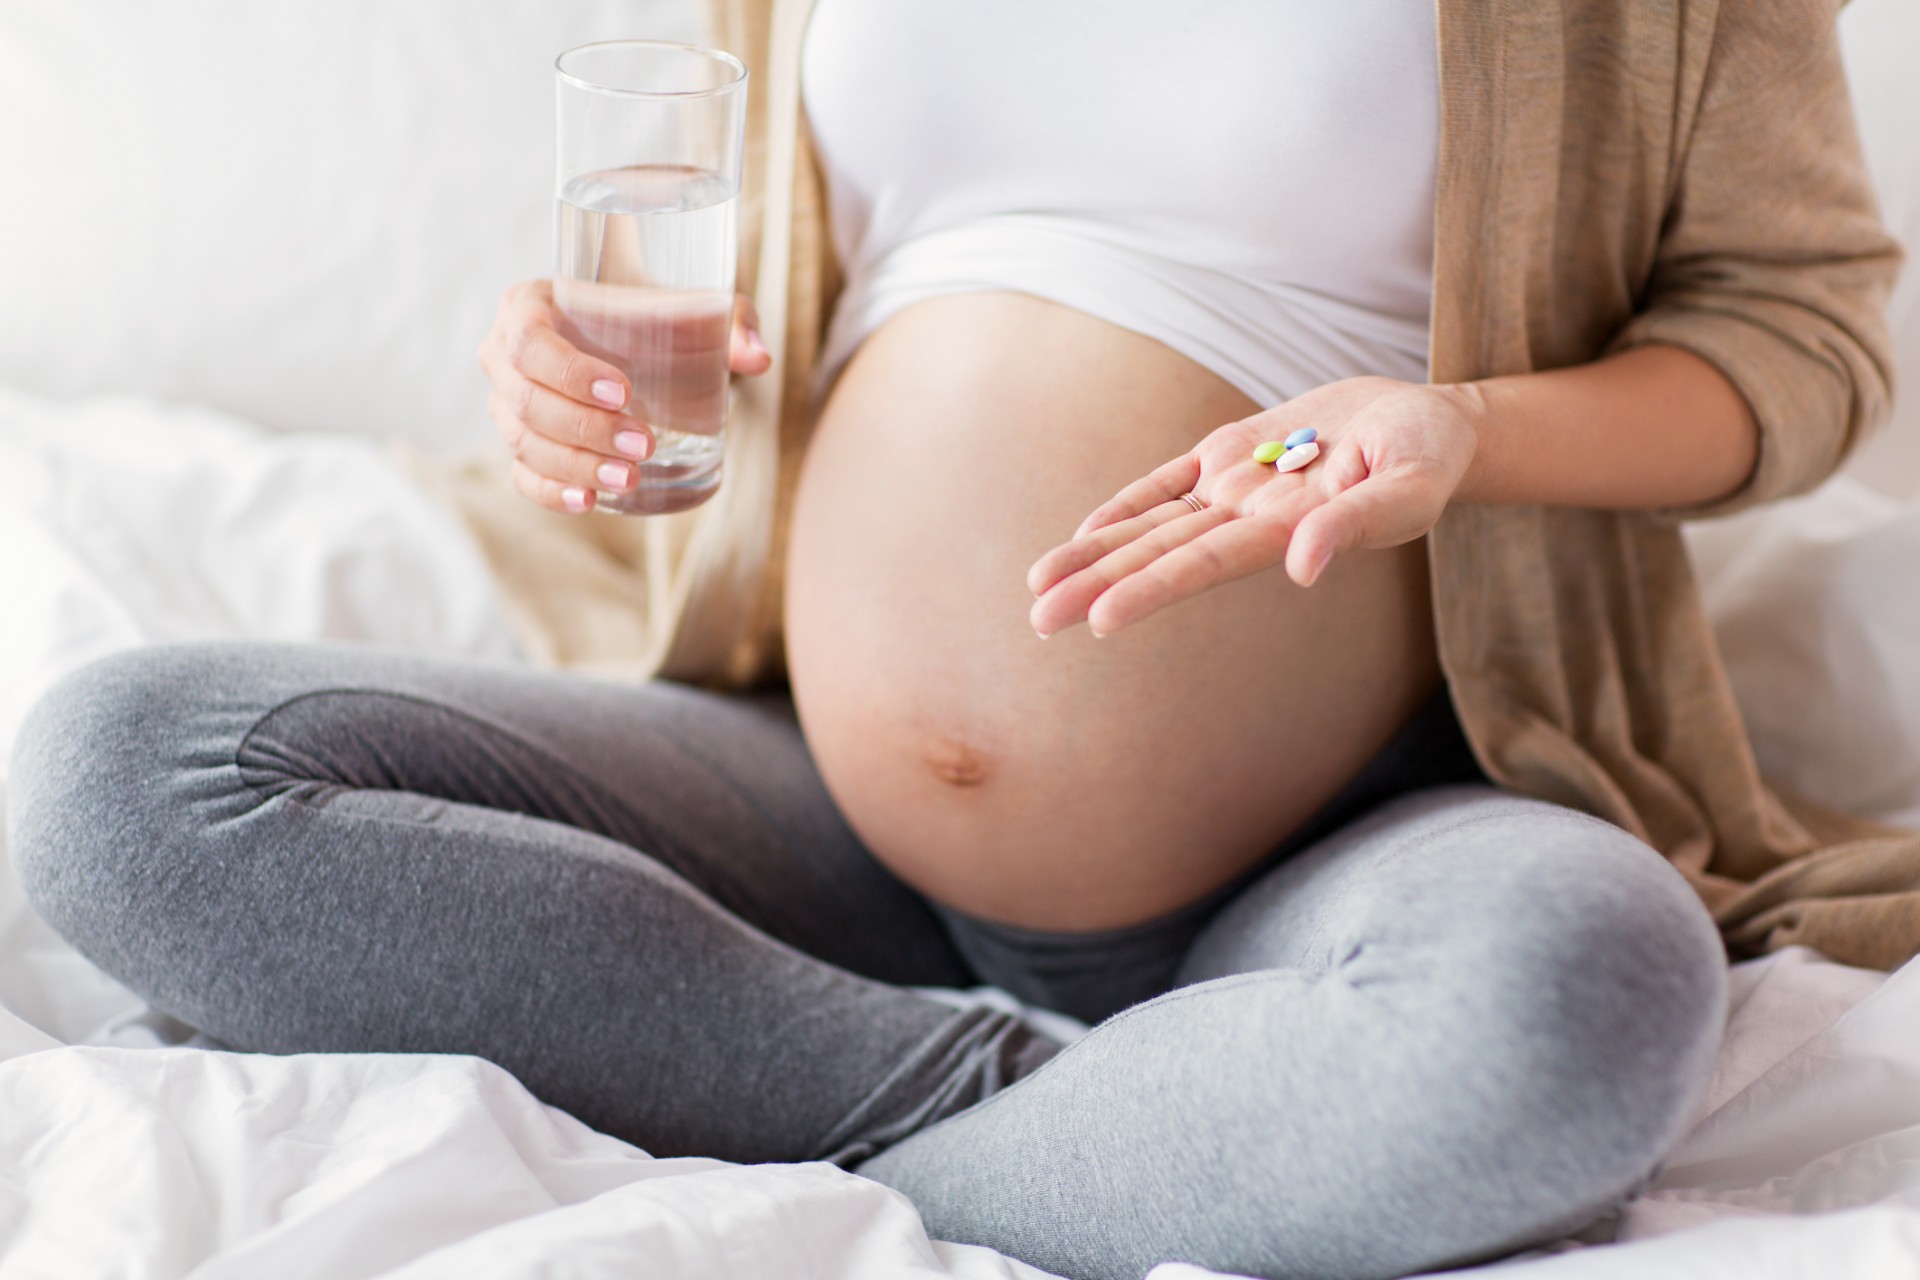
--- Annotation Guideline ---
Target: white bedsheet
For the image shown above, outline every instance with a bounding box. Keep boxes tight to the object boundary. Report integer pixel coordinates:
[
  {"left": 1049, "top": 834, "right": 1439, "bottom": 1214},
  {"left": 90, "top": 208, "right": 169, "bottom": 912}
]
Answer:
[{"left": 5, "top": 389, "right": 1920, "bottom": 1280}]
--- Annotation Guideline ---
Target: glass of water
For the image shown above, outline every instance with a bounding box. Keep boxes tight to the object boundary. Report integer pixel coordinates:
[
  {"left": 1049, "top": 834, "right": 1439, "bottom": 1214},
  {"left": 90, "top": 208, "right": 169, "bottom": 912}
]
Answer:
[{"left": 554, "top": 41, "right": 747, "bottom": 515}]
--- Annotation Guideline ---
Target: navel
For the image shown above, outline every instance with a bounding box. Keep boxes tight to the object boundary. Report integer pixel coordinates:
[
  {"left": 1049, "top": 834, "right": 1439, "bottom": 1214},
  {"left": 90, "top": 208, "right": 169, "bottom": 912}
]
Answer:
[{"left": 923, "top": 734, "right": 992, "bottom": 788}]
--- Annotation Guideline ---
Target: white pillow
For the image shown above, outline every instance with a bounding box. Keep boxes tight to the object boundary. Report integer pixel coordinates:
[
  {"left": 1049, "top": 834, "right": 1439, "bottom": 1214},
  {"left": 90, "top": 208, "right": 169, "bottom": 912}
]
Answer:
[
  {"left": 0, "top": 1, "right": 705, "bottom": 452},
  {"left": 1685, "top": 478, "right": 1920, "bottom": 831},
  {"left": 1839, "top": 0, "right": 1920, "bottom": 499}
]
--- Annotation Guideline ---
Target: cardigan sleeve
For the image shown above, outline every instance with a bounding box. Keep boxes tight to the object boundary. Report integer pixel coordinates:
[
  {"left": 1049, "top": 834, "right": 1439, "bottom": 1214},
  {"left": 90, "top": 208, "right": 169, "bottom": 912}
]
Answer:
[{"left": 1603, "top": 0, "right": 1904, "bottom": 524}]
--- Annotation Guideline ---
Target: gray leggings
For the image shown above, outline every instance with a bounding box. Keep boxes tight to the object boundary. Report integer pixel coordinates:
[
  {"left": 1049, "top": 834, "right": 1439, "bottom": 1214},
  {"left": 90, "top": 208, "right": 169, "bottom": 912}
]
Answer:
[{"left": 8, "top": 643, "right": 1728, "bottom": 1280}]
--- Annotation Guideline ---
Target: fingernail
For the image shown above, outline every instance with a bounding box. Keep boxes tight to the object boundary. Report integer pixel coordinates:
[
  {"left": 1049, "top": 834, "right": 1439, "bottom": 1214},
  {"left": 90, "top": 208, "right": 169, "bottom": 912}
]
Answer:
[
  {"left": 746, "top": 330, "right": 770, "bottom": 359},
  {"left": 613, "top": 430, "right": 651, "bottom": 460},
  {"left": 1306, "top": 549, "right": 1333, "bottom": 583},
  {"left": 591, "top": 380, "right": 626, "bottom": 409},
  {"left": 561, "top": 486, "right": 592, "bottom": 513},
  {"left": 597, "top": 461, "right": 633, "bottom": 490}
]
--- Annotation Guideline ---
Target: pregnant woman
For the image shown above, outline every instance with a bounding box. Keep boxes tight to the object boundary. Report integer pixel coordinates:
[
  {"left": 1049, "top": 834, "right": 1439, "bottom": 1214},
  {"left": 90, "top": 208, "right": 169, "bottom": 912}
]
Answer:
[{"left": 11, "top": 3, "right": 1903, "bottom": 1279}]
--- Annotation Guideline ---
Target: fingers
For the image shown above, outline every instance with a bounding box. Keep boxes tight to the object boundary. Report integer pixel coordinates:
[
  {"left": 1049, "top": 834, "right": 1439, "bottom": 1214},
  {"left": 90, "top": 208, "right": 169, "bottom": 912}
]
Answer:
[
  {"left": 509, "top": 320, "right": 631, "bottom": 411},
  {"left": 729, "top": 293, "right": 773, "bottom": 376},
  {"left": 480, "top": 280, "right": 651, "bottom": 515},
  {"left": 511, "top": 460, "right": 597, "bottom": 515},
  {"left": 1285, "top": 468, "right": 1438, "bottom": 587},
  {"left": 1031, "top": 501, "right": 1236, "bottom": 637},
  {"left": 1072, "top": 453, "right": 1203, "bottom": 540},
  {"left": 1027, "top": 496, "right": 1202, "bottom": 597},
  {"left": 488, "top": 280, "right": 631, "bottom": 409},
  {"left": 1084, "top": 515, "right": 1298, "bottom": 635},
  {"left": 487, "top": 365, "right": 650, "bottom": 458},
  {"left": 487, "top": 367, "right": 653, "bottom": 514},
  {"left": 490, "top": 392, "right": 640, "bottom": 491},
  {"left": 482, "top": 280, "right": 769, "bottom": 517}
]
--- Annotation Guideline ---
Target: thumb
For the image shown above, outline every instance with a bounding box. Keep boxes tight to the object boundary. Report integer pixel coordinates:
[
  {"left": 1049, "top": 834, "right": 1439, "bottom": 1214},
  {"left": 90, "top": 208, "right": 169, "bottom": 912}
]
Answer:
[
  {"left": 729, "top": 294, "right": 773, "bottom": 376},
  {"left": 1285, "top": 470, "right": 1435, "bottom": 587}
]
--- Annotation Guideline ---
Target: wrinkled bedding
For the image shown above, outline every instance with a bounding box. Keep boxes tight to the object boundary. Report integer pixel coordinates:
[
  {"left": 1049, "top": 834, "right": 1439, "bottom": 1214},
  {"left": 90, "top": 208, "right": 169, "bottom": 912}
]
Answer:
[{"left": 4, "top": 389, "right": 1920, "bottom": 1279}]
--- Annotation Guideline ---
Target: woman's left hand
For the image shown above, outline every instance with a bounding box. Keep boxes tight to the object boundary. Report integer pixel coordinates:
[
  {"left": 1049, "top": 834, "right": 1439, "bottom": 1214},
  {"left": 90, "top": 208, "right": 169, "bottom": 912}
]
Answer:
[{"left": 1027, "top": 376, "right": 1481, "bottom": 637}]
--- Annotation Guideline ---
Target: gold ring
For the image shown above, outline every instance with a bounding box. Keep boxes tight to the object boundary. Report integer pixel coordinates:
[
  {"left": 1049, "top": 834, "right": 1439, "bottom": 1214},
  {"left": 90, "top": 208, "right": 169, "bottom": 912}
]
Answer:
[{"left": 1179, "top": 492, "right": 1206, "bottom": 514}]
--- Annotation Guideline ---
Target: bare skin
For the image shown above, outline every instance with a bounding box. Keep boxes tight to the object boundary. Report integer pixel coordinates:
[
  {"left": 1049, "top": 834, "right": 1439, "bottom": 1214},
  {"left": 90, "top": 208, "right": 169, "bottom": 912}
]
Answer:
[
  {"left": 478, "top": 280, "right": 1755, "bottom": 932},
  {"left": 783, "top": 293, "right": 1439, "bottom": 928}
]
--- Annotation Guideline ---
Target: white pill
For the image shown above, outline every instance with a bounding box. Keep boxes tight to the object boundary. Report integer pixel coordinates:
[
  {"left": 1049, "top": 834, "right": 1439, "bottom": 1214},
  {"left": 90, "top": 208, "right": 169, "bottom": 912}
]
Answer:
[{"left": 1274, "top": 440, "right": 1319, "bottom": 473}]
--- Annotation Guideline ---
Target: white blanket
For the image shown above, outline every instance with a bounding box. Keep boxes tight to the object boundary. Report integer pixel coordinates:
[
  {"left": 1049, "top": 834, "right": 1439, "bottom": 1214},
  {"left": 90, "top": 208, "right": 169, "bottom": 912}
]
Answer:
[{"left": 5, "top": 390, "right": 1920, "bottom": 1280}]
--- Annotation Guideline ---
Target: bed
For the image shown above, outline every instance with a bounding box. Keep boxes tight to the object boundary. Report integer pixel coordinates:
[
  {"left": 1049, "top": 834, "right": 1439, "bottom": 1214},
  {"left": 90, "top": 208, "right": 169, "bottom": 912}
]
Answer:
[{"left": 3, "top": 3, "right": 1920, "bottom": 1277}]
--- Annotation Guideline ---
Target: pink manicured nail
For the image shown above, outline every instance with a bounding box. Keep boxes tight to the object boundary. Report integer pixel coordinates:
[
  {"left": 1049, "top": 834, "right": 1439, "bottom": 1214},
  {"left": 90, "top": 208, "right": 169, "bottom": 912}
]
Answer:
[
  {"left": 561, "top": 486, "right": 591, "bottom": 513},
  {"left": 597, "top": 461, "right": 633, "bottom": 489},
  {"left": 612, "top": 430, "right": 651, "bottom": 460},
  {"left": 591, "top": 380, "right": 626, "bottom": 408}
]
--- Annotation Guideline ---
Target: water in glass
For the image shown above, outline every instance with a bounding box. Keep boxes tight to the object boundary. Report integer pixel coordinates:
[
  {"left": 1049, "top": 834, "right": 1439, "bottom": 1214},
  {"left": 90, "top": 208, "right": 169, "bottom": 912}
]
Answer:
[{"left": 555, "top": 164, "right": 737, "bottom": 514}]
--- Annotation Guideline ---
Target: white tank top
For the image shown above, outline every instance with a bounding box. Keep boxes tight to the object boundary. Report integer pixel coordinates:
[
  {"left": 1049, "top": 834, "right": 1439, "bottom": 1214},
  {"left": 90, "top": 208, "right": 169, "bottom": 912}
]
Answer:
[{"left": 801, "top": 1, "right": 1439, "bottom": 409}]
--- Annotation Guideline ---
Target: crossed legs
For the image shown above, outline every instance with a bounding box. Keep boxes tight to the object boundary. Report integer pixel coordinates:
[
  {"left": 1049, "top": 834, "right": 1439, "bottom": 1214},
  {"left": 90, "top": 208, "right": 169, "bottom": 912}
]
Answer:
[{"left": 10, "top": 643, "right": 1726, "bottom": 1280}]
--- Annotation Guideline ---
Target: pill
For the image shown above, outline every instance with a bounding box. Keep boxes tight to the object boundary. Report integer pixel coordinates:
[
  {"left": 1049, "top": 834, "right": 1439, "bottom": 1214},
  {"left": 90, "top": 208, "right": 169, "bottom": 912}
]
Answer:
[
  {"left": 1274, "top": 440, "right": 1320, "bottom": 473},
  {"left": 1284, "top": 428, "right": 1318, "bottom": 448},
  {"left": 1252, "top": 440, "right": 1289, "bottom": 463}
]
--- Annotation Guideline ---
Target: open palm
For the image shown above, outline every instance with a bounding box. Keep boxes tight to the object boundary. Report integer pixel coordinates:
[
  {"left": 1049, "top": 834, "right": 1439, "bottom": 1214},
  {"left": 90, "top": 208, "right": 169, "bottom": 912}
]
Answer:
[{"left": 1027, "top": 376, "right": 1479, "bottom": 637}]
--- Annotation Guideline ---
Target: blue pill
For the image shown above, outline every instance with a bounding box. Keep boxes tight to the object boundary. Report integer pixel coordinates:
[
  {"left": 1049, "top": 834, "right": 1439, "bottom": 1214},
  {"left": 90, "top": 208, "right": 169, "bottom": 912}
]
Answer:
[{"left": 1284, "top": 428, "right": 1318, "bottom": 448}]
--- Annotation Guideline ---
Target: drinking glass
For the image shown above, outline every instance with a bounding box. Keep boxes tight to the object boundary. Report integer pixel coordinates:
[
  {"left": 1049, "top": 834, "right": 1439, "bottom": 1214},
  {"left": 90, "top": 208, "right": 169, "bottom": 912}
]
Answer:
[{"left": 553, "top": 40, "right": 748, "bottom": 515}]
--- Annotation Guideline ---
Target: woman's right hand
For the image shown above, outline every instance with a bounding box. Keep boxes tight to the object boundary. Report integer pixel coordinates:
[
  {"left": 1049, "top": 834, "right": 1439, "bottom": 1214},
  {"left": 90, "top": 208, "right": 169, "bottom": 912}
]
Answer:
[{"left": 475, "top": 280, "right": 774, "bottom": 514}]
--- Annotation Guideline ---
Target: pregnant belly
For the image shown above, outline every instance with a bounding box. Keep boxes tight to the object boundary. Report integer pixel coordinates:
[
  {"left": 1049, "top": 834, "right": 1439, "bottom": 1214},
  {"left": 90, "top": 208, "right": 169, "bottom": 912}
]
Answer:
[{"left": 784, "top": 293, "right": 1441, "bottom": 930}]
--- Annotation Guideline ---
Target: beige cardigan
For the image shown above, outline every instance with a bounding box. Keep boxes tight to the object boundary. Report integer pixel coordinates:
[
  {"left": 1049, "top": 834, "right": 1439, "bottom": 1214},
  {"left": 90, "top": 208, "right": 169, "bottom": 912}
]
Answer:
[{"left": 411, "top": 0, "right": 1920, "bottom": 968}]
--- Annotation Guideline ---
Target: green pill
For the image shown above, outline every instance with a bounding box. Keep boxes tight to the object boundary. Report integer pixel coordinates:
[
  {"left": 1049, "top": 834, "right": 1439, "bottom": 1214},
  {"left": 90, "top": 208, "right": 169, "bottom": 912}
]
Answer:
[{"left": 1252, "top": 440, "right": 1289, "bottom": 464}]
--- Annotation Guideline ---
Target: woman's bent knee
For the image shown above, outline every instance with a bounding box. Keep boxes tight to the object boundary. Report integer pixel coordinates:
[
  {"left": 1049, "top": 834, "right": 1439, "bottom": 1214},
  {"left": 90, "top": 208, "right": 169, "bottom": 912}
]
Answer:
[
  {"left": 8, "top": 644, "right": 261, "bottom": 979},
  {"left": 1176, "top": 786, "right": 1729, "bottom": 1264},
  {"left": 1326, "top": 789, "right": 1728, "bottom": 1238}
]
